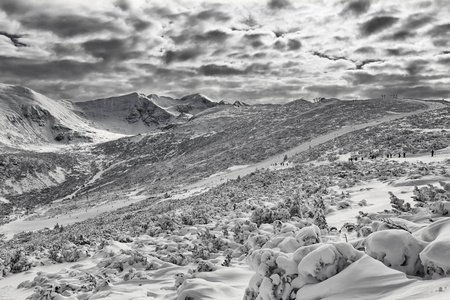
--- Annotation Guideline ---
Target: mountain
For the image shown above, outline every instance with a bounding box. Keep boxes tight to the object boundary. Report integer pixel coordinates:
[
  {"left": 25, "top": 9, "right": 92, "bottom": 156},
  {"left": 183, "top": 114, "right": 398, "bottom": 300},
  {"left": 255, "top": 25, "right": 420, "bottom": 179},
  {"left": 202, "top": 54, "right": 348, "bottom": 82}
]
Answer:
[
  {"left": 149, "top": 93, "right": 219, "bottom": 116},
  {"left": 0, "top": 83, "right": 120, "bottom": 148},
  {"left": 75, "top": 92, "right": 220, "bottom": 134},
  {"left": 75, "top": 92, "right": 175, "bottom": 134}
]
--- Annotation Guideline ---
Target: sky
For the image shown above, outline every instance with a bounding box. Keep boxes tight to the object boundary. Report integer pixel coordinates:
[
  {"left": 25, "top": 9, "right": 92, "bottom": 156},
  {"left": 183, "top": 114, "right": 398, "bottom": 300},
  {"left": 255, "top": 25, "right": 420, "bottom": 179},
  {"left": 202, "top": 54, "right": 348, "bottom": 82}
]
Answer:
[{"left": 0, "top": 0, "right": 450, "bottom": 103}]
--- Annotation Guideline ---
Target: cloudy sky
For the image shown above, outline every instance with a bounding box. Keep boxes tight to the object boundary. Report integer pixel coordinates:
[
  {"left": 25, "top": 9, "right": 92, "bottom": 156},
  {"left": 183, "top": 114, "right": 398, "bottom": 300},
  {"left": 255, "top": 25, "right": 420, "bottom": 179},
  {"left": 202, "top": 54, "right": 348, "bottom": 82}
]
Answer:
[{"left": 1, "top": 0, "right": 449, "bottom": 103}]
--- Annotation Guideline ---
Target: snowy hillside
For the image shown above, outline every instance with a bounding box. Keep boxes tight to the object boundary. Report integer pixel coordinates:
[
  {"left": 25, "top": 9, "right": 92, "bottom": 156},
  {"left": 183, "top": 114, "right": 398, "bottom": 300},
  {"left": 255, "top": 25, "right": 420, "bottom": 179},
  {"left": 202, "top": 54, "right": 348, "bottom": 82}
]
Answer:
[
  {"left": 2, "top": 94, "right": 450, "bottom": 299},
  {"left": 0, "top": 84, "right": 124, "bottom": 148},
  {"left": 75, "top": 92, "right": 220, "bottom": 134}
]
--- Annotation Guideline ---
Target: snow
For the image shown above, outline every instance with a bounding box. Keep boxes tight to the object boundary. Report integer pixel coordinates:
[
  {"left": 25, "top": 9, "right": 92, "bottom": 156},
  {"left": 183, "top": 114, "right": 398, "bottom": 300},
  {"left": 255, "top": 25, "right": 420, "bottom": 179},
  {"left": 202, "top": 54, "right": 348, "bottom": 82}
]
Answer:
[
  {"left": 0, "top": 83, "right": 127, "bottom": 149},
  {"left": 365, "top": 229, "right": 427, "bottom": 276},
  {"left": 3, "top": 97, "right": 450, "bottom": 299}
]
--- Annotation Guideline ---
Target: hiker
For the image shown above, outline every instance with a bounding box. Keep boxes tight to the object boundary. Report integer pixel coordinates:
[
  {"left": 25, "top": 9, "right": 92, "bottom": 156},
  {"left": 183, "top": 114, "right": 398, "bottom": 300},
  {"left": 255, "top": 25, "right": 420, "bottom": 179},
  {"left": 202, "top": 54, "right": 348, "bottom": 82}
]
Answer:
[
  {"left": 398, "top": 153, "right": 401, "bottom": 158},
  {"left": 403, "top": 152, "right": 406, "bottom": 158},
  {"left": 431, "top": 149, "right": 435, "bottom": 157}
]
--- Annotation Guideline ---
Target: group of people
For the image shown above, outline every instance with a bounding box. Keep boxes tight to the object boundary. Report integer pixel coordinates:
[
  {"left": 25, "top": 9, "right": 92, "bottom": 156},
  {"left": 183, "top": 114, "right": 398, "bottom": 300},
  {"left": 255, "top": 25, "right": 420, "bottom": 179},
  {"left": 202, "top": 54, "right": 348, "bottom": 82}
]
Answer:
[{"left": 349, "top": 149, "right": 436, "bottom": 163}]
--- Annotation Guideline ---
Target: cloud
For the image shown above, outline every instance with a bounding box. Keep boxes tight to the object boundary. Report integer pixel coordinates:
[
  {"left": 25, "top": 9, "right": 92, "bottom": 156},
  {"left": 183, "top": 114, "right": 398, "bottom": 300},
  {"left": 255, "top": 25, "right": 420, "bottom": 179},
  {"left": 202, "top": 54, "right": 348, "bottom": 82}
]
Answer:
[
  {"left": 0, "top": 0, "right": 29, "bottom": 15},
  {"left": 427, "top": 23, "right": 450, "bottom": 37},
  {"left": 360, "top": 16, "right": 399, "bottom": 36},
  {"left": 355, "top": 59, "right": 384, "bottom": 70},
  {"left": 196, "top": 9, "right": 230, "bottom": 22},
  {"left": 403, "top": 14, "right": 433, "bottom": 29},
  {"left": 114, "top": 0, "right": 131, "bottom": 11},
  {"left": 199, "top": 64, "right": 246, "bottom": 76},
  {"left": 386, "top": 30, "right": 416, "bottom": 40},
  {"left": 0, "top": 55, "right": 101, "bottom": 81},
  {"left": 341, "top": 0, "right": 371, "bottom": 16},
  {"left": 311, "top": 51, "right": 348, "bottom": 62},
  {"left": 0, "top": 31, "right": 27, "bottom": 47},
  {"left": 267, "top": 0, "right": 291, "bottom": 10},
  {"left": 405, "top": 59, "right": 428, "bottom": 76},
  {"left": 287, "top": 39, "right": 302, "bottom": 50},
  {"left": 21, "top": 14, "right": 121, "bottom": 38},
  {"left": 355, "top": 46, "right": 375, "bottom": 54},
  {"left": 0, "top": 0, "right": 448, "bottom": 103},
  {"left": 82, "top": 38, "right": 141, "bottom": 62},
  {"left": 195, "top": 30, "right": 229, "bottom": 43},
  {"left": 428, "top": 23, "right": 450, "bottom": 46},
  {"left": 163, "top": 48, "right": 202, "bottom": 64}
]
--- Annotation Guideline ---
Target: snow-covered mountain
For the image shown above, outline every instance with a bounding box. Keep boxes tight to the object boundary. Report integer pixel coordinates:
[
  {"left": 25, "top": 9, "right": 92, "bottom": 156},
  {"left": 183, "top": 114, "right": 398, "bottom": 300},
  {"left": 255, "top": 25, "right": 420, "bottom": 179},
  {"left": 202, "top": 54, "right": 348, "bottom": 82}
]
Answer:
[
  {"left": 75, "top": 92, "right": 175, "bottom": 134},
  {"left": 0, "top": 83, "right": 122, "bottom": 148},
  {"left": 0, "top": 84, "right": 225, "bottom": 146},
  {"left": 75, "top": 92, "right": 221, "bottom": 134}
]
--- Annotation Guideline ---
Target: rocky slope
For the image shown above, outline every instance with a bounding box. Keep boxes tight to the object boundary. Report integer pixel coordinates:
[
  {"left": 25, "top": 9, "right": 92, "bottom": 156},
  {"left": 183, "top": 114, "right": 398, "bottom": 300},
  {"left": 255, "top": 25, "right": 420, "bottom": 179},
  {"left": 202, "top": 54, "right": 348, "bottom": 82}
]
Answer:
[
  {"left": 0, "top": 84, "right": 121, "bottom": 148},
  {"left": 75, "top": 92, "right": 221, "bottom": 134}
]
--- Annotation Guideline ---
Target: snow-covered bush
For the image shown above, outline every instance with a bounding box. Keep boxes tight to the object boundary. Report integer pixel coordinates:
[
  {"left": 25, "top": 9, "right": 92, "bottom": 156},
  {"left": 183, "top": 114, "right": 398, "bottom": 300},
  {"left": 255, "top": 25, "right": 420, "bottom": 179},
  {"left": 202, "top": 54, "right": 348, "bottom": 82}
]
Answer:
[
  {"left": 365, "top": 229, "right": 426, "bottom": 276},
  {"left": 244, "top": 242, "right": 364, "bottom": 300},
  {"left": 418, "top": 218, "right": 450, "bottom": 279},
  {"left": 420, "top": 240, "right": 450, "bottom": 279}
]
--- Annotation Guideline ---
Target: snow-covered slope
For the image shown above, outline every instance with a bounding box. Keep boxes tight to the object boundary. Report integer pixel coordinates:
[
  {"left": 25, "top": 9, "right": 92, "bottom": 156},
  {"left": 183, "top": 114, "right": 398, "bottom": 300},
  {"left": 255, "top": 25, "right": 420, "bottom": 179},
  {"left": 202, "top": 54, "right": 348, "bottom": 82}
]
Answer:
[
  {"left": 75, "top": 92, "right": 176, "bottom": 134},
  {"left": 0, "top": 83, "right": 123, "bottom": 148},
  {"left": 76, "top": 92, "right": 221, "bottom": 134}
]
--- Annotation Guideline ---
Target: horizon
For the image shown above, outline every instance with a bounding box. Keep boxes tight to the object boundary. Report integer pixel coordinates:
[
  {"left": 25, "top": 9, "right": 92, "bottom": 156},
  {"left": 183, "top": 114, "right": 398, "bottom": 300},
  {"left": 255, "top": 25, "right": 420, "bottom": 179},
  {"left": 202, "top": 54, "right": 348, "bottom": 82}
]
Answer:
[{"left": 1, "top": 0, "right": 450, "bottom": 103}]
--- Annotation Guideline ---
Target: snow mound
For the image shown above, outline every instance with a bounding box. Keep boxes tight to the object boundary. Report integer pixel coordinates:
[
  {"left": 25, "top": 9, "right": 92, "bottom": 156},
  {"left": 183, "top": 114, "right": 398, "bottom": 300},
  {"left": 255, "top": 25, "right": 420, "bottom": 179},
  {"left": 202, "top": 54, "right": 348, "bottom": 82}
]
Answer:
[
  {"left": 244, "top": 226, "right": 364, "bottom": 300},
  {"left": 365, "top": 229, "right": 427, "bottom": 276}
]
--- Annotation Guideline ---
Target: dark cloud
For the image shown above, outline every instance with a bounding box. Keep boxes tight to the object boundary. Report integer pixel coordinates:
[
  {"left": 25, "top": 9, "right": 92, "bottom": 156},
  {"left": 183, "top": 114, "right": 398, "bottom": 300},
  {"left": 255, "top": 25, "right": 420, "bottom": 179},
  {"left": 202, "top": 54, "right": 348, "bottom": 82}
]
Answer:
[
  {"left": 21, "top": 14, "right": 120, "bottom": 38},
  {"left": 163, "top": 48, "right": 202, "bottom": 64},
  {"left": 199, "top": 64, "right": 246, "bottom": 76},
  {"left": 405, "top": 60, "right": 428, "bottom": 76},
  {"left": 114, "top": 0, "right": 130, "bottom": 11},
  {"left": 0, "top": 55, "right": 101, "bottom": 81},
  {"left": 268, "top": 0, "right": 291, "bottom": 10},
  {"left": 253, "top": 52, "right": 266, "bottom": 59},
  {"left": 195, "top": 30, "right": 229, "bottom": 43},
  {"left": 341, "top": 0, "right": 371, "bottom": 16},
  {"left": 404, "top": 14, "right": 433, "bottom": 29},
  {"left": 428, "top": 23, "right": 450, "bottom": 37},
  {"left": 355, "top": 46, "right": 375, "bottom": 54},
  {"left": 355, "top": 59, "right": 384, "bottom": 70},
  {"left": 274, "top": 38, "right": 301, "bottom": 51},
  {"left": 306, "top": 84, "right": 357, "bottom": 97},
  {"left": 130, "top": 18, "right": 152, "bottom": 32},
  {"left": 196, "top": 9, "right": 230, "bottom": 22},
  {"left": 386, "top": 48, "right": 401, "bottom": 56},
  {"left": 287, "top": 39, "right": 301, "bottom": 50},
  {"left": 344, "top": 69, "right": 447, "bottom": 91},
  {"left": 428, "top": 24, "right": 450, "bottom": 46},
  {"left": 385, "top": 48, "right": 421, "bottom": 56},
  {"left": 360, "top": 16, "right": 399, "bottom": 36},
  {"left": 387, "top": 30, "right": 416, "bottom": 40},
  {"left": 312, "top": 51, "right": 348, "bottom": 61},
  {"left": 0, "top": 0, "right": 29, "bottom": 15},
  {"left": 0, "top": 31, "right": 27, "bottom": 47},
  {"left": 437, "top": 55, "right": 450, "bottom": 65},
  {"left": 82, "top": 38, "right": 141, "bottom": 62},
  {"left": 251, "top": 40, "right": 265, "bottom": 48}
]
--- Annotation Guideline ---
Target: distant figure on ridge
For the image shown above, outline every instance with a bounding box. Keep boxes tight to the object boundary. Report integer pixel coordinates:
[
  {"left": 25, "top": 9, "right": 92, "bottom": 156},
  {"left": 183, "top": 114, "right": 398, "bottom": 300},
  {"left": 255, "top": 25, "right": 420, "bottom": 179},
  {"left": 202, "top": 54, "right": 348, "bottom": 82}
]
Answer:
[
  {"left": 431, "top": 149, "right": 435, "bottom": 157},
  {"left": 403, "top": 152, "right": 406, "bottom": 158}
]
